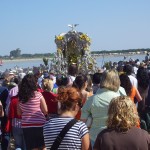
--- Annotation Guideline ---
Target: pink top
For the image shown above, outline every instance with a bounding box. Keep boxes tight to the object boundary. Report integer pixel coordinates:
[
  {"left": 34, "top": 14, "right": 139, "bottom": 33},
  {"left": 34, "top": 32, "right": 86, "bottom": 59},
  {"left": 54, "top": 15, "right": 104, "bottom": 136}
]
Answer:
[{"left": 19, "top": 91, "right": 46, "bottom": 128}]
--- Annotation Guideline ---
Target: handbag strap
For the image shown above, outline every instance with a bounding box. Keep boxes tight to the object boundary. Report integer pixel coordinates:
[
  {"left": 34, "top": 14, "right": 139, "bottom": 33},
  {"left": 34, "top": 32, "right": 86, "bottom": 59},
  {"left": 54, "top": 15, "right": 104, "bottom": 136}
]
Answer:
[{"left": 50, "top": 118, "right": 77, "bottom": 150}]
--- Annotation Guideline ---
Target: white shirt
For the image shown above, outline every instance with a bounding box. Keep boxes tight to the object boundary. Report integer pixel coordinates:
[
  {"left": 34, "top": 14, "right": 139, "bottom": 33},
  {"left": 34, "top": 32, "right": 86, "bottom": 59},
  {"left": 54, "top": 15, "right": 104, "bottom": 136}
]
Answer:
[{"left": 128, "top": 75, "right": 138, "bottom": 88}]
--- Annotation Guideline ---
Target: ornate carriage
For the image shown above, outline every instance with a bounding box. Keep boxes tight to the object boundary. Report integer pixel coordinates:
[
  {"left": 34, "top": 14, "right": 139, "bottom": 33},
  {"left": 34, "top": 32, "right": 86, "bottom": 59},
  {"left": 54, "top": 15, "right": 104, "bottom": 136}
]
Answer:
[{"left": 50, "top": 25, "right": 98, "bottom": 74}]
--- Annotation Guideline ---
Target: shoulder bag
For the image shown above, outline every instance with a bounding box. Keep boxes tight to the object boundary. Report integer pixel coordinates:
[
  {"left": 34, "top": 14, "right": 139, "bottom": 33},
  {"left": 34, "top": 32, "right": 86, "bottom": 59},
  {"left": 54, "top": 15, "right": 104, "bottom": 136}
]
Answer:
[{"left": 50, "top": 118, "right": 77, "bottom": 150}]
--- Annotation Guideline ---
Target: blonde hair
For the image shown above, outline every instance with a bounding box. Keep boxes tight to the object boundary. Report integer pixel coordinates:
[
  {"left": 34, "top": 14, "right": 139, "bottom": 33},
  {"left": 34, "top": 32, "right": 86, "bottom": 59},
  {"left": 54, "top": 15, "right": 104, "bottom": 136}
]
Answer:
[
  {"left": 107, "top": 96, "right": 139, "bottom": 132},
  {"left": 42, "top": 79, "right": 54, "bottom": 92},
  {"left": 100, "top": 69, "right": 120, "bottom": 92}
]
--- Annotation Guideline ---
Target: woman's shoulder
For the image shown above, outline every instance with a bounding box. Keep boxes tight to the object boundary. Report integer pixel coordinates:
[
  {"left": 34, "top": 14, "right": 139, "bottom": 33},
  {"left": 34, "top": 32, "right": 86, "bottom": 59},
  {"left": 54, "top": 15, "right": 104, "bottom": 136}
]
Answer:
[
  {"left": 45, "top": 117, "right": 87, "bottom": 127},
  {"left": 118, "top": 86, "right": 127, "bottom": 96},
  {"left": 45, "top": 117, "right": 73, "bottom": 124},
  {"left": 131, "top": 127, "right": 150, "bottom": 135},
  {"left": 42, "top": 91, "right": 57, "bottom": 97},
  {"left": 97, "top": 127, "right": 150, "bottom": 138},
  {"left": 81, "top": 90, "right": 88, "bottom": 99},
  {"left": 34, "top": 91, "right": 43, "bottom": 97},
  {"left": 76, "top": 120, "right": 88, "bottom": 126}
]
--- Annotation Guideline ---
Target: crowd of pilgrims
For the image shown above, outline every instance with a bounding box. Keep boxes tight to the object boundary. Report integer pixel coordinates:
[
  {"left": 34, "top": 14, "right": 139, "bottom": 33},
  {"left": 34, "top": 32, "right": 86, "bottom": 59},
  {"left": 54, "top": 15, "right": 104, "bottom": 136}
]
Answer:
[{"left": 0, "top": 59, "right": 150, "bottom": 150}]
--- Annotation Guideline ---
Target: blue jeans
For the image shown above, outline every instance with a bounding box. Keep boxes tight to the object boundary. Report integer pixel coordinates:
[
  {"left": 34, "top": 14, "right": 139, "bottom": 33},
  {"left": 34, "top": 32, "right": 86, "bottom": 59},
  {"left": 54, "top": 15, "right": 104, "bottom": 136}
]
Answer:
[{"left": 12, "top": 127, "right": 26, "bottom": 150}]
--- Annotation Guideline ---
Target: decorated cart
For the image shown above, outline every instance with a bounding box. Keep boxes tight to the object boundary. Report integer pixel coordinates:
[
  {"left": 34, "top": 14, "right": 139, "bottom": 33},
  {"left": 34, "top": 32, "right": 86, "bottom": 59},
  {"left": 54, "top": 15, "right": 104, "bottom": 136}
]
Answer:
[{"left": 50, "top": 24, "right": 98, "bottom": 74}]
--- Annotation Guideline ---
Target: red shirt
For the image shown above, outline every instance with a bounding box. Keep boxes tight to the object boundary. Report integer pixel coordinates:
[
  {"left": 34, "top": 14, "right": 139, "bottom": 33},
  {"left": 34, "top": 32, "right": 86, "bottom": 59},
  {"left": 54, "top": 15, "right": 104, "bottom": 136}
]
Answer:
[
  {"left": 9, "top": 96, "right": 21, "bottom": 119},
  {"left": 42, "top": 91, "right": 58, "bottom": 114}
]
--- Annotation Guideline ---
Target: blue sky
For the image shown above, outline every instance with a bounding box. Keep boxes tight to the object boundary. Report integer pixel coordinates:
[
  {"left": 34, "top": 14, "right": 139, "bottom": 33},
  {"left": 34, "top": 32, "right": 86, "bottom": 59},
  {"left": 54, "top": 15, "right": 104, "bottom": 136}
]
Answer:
[{"left": 0, "top": 0, "right": 150, "bottom": 56}]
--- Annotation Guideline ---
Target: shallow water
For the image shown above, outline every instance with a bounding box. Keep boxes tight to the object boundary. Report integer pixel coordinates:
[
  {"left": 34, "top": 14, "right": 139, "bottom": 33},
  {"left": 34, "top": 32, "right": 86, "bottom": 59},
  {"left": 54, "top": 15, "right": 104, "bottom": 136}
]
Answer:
[{"left": 0, "top": 54, "right": 146, "bottom": 72}]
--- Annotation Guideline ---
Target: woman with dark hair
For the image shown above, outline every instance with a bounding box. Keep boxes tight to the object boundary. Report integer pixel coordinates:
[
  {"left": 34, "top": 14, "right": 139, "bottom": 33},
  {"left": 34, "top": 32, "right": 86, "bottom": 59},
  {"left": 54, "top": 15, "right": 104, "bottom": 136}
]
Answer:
[
  {"left": 119, "top": 73, "right": 142, "bottom": 102},
  {"left": 73, "top": 74, "right": 91, "bottom": 101},
  {"left": 94, "top": 96, "right": 150, "bottom": 150},
  {"left": 73, "top": 74, "right": 92, "bottom": 119},
  {"left": 18, "top": 74, "right": 48, "bottom": 150},
  {"left": 123, "top": 64, "right": 138, "bottom": 88},
  {"left": 120, "top": 74, "right": 132, "bottom": 96},
  {"left": 43, "top": 87, "right": 91, "bottom": 150}
]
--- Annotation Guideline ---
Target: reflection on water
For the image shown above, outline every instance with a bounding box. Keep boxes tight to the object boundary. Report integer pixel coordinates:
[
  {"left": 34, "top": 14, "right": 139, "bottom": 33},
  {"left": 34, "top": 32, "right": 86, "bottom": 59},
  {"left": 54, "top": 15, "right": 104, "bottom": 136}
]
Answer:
[{"left": 0, "top": 54, "right": 146, "bottom": 72}]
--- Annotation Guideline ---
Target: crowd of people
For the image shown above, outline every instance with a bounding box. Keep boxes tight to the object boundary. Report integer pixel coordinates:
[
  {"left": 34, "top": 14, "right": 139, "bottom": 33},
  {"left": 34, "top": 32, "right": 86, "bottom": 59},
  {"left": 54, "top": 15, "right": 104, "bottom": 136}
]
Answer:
[{"left": 0, "top": 57, "right": 150, "bottom": 150}]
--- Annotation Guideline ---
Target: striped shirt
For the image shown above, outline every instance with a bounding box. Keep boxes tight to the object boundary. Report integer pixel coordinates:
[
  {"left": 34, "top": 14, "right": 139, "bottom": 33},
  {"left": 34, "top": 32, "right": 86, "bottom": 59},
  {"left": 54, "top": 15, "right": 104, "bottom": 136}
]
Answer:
[
  {"left": 19, "top": 91, "right": 46, "bottom": 128},
  {"left": 43, "top": 117, "right": 88, "bottom": 150}
]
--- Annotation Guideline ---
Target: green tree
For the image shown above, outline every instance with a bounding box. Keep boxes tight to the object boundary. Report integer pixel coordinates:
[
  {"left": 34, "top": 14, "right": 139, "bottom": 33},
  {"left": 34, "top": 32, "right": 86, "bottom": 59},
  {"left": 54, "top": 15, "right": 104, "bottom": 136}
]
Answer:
[{"left": 10, "top": 48, "right": 21, "bottom": 57}]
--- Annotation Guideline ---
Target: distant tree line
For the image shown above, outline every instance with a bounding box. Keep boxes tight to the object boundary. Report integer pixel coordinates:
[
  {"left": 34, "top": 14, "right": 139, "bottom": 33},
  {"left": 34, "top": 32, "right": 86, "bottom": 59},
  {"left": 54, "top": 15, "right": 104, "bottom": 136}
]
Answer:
[
  {"left": 91, "top": 48, "right": 150, "bottom": 54},
  {"left": 21, "top": 53, "right": 54, "bottom": 58},
  {"left": 0, "top": 48, "right": 150, "bottom": 59},
  {"left": 0, "top": 48, "right": 54, "bottom": 59}
]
